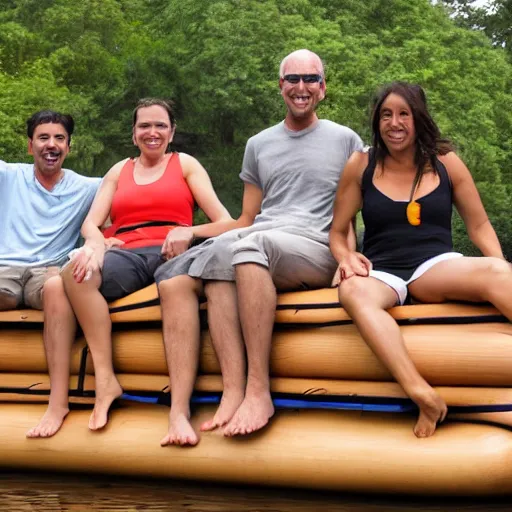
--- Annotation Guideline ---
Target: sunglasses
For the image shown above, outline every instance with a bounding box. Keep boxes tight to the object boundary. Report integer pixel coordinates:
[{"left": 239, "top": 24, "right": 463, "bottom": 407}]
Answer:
[{"left": 282, "top": 74, "right": 323, "bottom": 84}]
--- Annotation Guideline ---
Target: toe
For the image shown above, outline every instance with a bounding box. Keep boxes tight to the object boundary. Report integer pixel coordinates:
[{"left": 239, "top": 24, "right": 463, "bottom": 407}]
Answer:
[{"left": 200, "top": 419, "right": 214, "bottom": 432}]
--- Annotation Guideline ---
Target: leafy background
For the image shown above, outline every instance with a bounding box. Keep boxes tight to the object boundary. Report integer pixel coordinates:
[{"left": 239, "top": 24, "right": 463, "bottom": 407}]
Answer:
[{"left": 0, "top": 0, "right": 510, "bottom": 258}]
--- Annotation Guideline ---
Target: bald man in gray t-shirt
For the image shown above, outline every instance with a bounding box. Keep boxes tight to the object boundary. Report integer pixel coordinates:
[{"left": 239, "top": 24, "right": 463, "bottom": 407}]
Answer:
[{"left": 156, "top": 49, "right": 363, "bottom": 447}]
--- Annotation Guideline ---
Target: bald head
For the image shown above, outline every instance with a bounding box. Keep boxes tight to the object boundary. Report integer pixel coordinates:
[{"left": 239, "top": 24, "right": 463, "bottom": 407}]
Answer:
[{"left": 279, "top": 49, "right": 324, "bottom": 79}]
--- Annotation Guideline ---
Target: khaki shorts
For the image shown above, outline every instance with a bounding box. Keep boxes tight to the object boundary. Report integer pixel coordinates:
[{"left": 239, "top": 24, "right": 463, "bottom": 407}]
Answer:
[{"left": 0, "top": 265, "right": 60, "bottom": 310}]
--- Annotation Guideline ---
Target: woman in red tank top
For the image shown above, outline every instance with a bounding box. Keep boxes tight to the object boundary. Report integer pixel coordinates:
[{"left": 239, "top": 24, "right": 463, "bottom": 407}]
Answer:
[{"left": 28, "top": 99, "right": 232, "bottom": 437}]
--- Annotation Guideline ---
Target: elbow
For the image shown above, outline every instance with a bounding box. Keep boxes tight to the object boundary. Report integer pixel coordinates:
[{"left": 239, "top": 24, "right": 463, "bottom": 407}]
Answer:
[{"left": 467, "top": 218, "right": 492, "bottom": 243}]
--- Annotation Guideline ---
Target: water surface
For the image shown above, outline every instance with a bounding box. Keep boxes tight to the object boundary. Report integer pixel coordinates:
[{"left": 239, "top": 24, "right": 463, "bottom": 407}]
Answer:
[{"left": 1, "top": 472, "right": 509, "bottom": 511}]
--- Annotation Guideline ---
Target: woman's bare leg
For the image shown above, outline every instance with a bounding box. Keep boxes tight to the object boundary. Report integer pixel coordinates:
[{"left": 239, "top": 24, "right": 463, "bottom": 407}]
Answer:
[
  {"left": 339, "top": 276, "right": 447, "bottom": 437},
  {"left": 409, "top": 257, "right": 512, "bottom": 318},
  {"left": 61, "top": 265, "right": 122, "bottom": 431}
]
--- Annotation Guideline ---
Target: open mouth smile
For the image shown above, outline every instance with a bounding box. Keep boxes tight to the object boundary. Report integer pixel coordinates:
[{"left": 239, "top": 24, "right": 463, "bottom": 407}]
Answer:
[
  {"left": 43, "top": 152, "right": 61, "bottom": 165},
  {"left": 292, "top": 95, "right": 310, "bottom": 107}
]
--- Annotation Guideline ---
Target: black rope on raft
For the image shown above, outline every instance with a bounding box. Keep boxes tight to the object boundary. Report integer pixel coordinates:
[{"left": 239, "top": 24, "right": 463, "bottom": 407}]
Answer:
[{"left": 77, "top": 345, "right": 88, "bottom": 394}]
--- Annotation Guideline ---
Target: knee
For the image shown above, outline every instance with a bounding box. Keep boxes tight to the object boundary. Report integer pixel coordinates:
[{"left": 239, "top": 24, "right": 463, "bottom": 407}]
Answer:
[
  {"left": 0, "top": 290, "right": 18, "bottom": 311},
  {"left": 43, "top": 275, "right": 64, "bottom": 296},
  {"left": 482, "top": 258, "right": 512, "bottom": 296},
  {"left": 158, "top": 275, "right": 200, "bottom": 303},
  {"left": 61, "top": 262, "right": 100, "bottom": 291},
  {"left": 486, "top": 257, "right": 511, "bottom": 277},
  {"left": 42, "top": 276, "right": 66, "bottom": 308},
  {"left": 338, "top": 277, "right": 371, "bottom": 309}
]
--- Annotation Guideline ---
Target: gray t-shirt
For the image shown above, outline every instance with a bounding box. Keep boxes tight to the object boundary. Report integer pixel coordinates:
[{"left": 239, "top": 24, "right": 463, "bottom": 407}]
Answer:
[
  {"left": 240, "top": 119, "right": 363, "bottom": 243},
  {"left": 154, "top": 118, "right": 363, "bottom": 283}
]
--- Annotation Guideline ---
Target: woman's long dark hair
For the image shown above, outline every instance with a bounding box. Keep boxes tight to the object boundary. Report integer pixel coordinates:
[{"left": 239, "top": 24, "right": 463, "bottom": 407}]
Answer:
[{"left": 371, "top": 82, "right": 453, "bottom": 184}]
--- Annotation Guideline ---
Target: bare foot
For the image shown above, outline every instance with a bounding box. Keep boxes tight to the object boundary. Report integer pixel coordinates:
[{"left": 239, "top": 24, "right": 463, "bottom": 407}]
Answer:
[
  {"left": 223, "top": 392, "right": 274, "bottom": 437},
  {"left": 26, "top": 406, "right": 69, "bottom": 438},
  {"left": 200, "top": 389, "right": 244, "bottom": 432},
  {"left": 411, "top": 388, "right": 448, "bottom": 438},
  {"left": 160, "top": 412, "right": 198, "bottom": 446},
  {"left": 89, "top": 375, "right": 123, "bottom": 431}
]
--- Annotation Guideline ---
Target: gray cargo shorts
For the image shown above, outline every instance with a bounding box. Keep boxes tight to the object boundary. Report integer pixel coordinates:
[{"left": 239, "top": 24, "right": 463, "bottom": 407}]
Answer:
[{"left": 156, "top": 227, "right": 337, "bottom": 292}]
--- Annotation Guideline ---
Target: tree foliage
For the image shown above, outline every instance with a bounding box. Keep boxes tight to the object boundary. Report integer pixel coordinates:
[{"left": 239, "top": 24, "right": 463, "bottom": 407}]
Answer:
[
  {"left": 0, "top": 0, "right": 510, "bottom": 257},
  {"left": 440, "top": 0, "right": 512, "bottom": 55}
]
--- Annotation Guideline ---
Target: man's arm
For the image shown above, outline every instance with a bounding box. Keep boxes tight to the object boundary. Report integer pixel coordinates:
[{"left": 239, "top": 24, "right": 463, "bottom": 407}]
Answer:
[{"left": 185, "top": 182, "right": 263, "bottom": 239}]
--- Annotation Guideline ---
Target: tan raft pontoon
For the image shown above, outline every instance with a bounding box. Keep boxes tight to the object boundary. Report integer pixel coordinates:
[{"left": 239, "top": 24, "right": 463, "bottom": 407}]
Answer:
[{"left": 0, "top": 284, "right": 511, "bottom": 494}]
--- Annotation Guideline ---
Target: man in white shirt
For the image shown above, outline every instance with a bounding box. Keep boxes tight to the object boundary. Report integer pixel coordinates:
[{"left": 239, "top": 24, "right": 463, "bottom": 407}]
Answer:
[{"left": 0, "top": 110, "right": 99, "bottom": 438}]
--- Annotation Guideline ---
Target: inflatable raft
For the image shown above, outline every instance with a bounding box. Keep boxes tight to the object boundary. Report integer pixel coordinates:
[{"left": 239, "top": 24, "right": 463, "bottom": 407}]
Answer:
[{"left": 1, "top": 284, "right": 512, "bottom": 495}]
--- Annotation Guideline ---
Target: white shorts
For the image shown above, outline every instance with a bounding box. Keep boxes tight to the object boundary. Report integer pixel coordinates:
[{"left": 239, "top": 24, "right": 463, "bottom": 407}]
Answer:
[{"left": 370, "top": 252, "right": 463, "bottom": 305}]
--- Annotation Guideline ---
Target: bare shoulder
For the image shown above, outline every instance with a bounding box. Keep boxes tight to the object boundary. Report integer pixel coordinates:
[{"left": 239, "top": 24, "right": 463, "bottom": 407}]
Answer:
[
  {"left": 437, "top": 151, "right": 471, "bottom": 183},
  {"left": 177, "top": 152, "right": 205, "bottom": 178},
  {"left": 343, "top": 150, "right": 369, "bottom": 183},
  {"left": 348, "top": 149, "right": 369, "bottom": 168},
  {"left": 438, "top": 151, "right": 463, "bottom": 167},
  {"left": 104, "top": 158, "right": 130, "bottom": 182}
]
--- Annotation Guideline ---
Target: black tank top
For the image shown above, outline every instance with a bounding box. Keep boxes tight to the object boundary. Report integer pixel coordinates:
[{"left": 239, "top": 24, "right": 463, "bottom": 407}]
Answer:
[{"left": 362, "top": 149, "right": 454, "bottom": 280}]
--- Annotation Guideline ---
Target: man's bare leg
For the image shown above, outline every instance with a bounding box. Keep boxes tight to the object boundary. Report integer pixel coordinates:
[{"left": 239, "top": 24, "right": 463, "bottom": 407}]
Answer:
[
  {"left": 159, "top": 276, "right": 203, "bottom": 447},
  {"left": 224, "top": 263, "right": 276, "bottom": 436},
  {"left": 200, "top": 281, "right": 245, "bottom": 432},
  {"left": 27, "top": 276, "right": 77, "bottom": 438},
  {"left": 61, "top": 266, "right": 122, "bottom": 431}
]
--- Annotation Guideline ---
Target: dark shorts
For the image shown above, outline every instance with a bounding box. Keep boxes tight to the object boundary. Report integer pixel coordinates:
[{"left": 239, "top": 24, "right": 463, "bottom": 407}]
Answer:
[{"left": 100, "top": 246, "right": 165, "bottom": 302}]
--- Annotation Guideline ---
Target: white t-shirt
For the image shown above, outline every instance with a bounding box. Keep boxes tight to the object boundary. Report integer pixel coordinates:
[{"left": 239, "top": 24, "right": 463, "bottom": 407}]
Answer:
[{"left": 0, "top": 162, "right": 100, "bottom": 267}]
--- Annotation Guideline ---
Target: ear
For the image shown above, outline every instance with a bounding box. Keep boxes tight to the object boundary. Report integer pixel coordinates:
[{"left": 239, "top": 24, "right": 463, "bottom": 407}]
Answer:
[
  {"left": 27, "top": 138, "right": 34, "bottom": 155},
  {"left": 169, "top": 125, "right": 176, "bottom": 143},
  {"left": 319, "top": 80, "right": 326, "bottom": 101},
  {"left": 279, "top": 78, "right": 284, "bottom": 91}
]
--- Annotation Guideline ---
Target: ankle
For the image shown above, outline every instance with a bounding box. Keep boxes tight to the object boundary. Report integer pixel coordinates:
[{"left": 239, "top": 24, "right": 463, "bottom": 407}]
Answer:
[
  {"left": 406, "top": 383, "right": 437, "bottom": 404},
  {"left": 220, "top": 381, "right": 246, "bottom": 397},
  {"left": 169, "top": 405, "right": 191, "bottom": 420},
  {"left": 244, "top": 384, "right": 271, "bottom": 401},
  {"left": 47, "top": 400, "right": 70, "bottom": 413}
]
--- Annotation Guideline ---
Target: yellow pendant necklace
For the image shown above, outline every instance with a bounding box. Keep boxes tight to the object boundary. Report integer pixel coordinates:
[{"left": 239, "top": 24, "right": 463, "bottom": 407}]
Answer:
[{"left": 406, "top": 170, "right": 422, "bottom": 226}]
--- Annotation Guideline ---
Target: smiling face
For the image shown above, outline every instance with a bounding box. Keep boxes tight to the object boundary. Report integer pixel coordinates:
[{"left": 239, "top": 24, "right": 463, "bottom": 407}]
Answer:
[
  {"left": 28, "top": 122, "right": 70, "bottom": 179},
  {"left": 279, "top": 52, "right": 326, "bottom": 131},
  {"left": 132, "top": 105, "right": 174, "bottom": 158},
  {"left": 379, "top": 93, "right": 416, "bottom": 154}
]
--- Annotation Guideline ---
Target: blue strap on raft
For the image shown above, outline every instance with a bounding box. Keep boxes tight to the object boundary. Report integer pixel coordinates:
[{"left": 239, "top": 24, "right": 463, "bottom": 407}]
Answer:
[{"left": 120, "top": 391, "right": 512, "bottom": 415}]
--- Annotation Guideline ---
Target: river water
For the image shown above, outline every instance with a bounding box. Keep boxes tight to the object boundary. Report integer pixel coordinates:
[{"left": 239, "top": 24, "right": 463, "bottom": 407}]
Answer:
[{"left": 1, "top": 472, "right": 510, "bottom": 511}]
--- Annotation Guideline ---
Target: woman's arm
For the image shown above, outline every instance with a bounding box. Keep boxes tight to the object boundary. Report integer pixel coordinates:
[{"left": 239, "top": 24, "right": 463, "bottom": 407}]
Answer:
[
  {"left": 180, "top": 153, "right": 233, "bottom": 237},
  {"left": 71, "top": 160, "right": 125, "bottom": 282},
  {"left": 329, "top": 151, "right": 372, "bottom": 283},
  {"left": 439, "top": 152, "right": 505, "bottom": 259},
  {"left": 162, "top": 153, "right": 262, "bottom": 258}
]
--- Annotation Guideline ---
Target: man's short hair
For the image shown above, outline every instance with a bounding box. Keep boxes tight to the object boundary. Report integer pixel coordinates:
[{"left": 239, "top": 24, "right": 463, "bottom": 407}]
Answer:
[
  {"left": 132, "top": 98, "right": 176, "bottom": 129},
  {"left": 26, "top": 110, "right": 74, "bottom": 146}
]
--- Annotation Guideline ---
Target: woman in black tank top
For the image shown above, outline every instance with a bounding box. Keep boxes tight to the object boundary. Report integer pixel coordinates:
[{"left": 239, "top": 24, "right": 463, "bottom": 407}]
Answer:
[{"left": 329, "top": 81, "right": 512, "bottom": 438}]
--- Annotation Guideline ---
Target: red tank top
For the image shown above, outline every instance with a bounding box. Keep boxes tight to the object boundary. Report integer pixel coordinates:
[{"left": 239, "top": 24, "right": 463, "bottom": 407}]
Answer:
[{"left": 103, "top": 153, "right": 194, "bottom": 249}]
